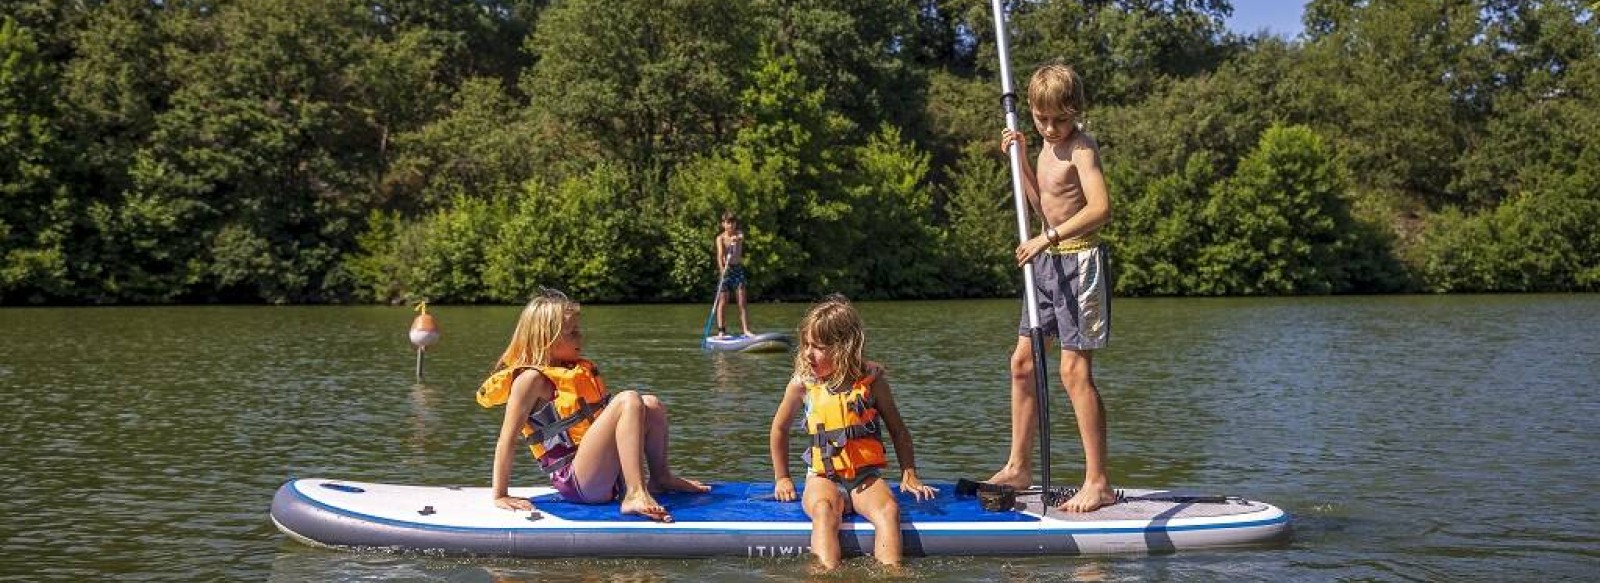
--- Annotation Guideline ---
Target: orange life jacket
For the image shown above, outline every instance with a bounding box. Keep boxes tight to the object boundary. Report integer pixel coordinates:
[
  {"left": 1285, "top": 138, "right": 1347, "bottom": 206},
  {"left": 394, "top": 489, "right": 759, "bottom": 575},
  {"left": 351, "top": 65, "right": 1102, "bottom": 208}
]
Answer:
[
  {"left": 802, "top": 366, "right": 887, "bottom": 480},
  {"left": 477, "top": 359, "right": 609, "bottom": 472}
]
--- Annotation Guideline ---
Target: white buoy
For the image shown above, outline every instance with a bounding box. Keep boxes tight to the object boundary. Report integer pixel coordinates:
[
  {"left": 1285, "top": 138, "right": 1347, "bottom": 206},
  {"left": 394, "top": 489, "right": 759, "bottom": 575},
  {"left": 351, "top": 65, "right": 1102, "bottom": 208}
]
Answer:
[{"left": 410, "top": 301, "right": 439, "bottom": 379}]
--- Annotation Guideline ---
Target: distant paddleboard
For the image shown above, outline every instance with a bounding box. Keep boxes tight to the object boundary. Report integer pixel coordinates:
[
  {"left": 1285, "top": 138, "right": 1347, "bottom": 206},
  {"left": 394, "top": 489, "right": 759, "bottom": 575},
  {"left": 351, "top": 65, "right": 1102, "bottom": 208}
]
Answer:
[
  {"left": 271, "top": 478, "right": 1289, "bottom": 558},
  {"left": 703, "top": 332, "right": 793, "bottom": 353}
]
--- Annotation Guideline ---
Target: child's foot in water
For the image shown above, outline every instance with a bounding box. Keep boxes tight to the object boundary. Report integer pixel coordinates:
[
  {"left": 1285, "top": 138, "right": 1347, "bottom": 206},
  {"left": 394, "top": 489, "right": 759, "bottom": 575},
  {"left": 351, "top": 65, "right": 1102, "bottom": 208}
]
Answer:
[
  {"left": 1056, "top": 480, "right": 1118, "bottom": 513},
  {"left": 809, "top": 559, "right": 840, "bottom": 574},
  {"left": 621, "top": 491, "right": 672, "bottom": 522},
  {"left": 650, "top": 475, "right": 710, "bottom": 494}
]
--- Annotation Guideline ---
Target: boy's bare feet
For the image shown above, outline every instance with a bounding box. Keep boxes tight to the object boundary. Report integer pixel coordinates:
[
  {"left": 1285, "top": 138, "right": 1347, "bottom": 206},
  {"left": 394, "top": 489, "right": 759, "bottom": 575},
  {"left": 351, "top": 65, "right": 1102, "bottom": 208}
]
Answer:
[
  {"left": 650, "top": 475, "right": 710, "bottom": 494},
  {"left": 621, "top": 491, "right": 673, "bottom": 522},
  {"left": 1057, "top": 480, "right": 1117, "bottom": 513},
  {"left": 983, "top": 464, "right": 1032, "bottom": 490}
]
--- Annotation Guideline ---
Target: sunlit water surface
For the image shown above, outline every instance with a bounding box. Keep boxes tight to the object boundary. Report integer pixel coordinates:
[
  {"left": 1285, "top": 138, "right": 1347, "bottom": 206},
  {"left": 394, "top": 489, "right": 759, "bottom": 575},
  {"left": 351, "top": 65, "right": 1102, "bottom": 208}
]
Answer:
[{"left": 2, "top": 295, "right": 1595, "bottom": 581}]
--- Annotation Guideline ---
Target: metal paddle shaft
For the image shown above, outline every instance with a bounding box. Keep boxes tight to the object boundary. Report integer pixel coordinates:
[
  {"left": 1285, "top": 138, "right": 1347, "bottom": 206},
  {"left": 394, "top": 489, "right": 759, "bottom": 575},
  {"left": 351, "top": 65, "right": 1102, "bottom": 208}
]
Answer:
[
  {"left": 700, "top": 251, "right": 735, "bottom": 348},
  {"left": 989, "top": 0, "right": 1055, "bottom": 505}
]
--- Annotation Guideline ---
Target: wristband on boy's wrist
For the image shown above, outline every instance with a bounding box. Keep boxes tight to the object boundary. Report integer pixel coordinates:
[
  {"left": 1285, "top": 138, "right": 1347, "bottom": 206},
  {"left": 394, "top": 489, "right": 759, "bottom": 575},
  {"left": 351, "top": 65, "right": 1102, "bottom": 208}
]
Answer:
[{"left": 1045, "top": 226, "right": 1060, "bottom": 243}]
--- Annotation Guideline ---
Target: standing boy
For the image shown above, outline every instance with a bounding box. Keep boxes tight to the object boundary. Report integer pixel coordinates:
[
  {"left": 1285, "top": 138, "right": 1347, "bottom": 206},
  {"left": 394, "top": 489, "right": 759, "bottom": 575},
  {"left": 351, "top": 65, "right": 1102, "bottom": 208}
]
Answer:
[
  {"left": 988, "top": 62, "right": 1117, "bottom": 512},
  {"left": 713, "top": 211, "right": 751, "bottom": 338}
]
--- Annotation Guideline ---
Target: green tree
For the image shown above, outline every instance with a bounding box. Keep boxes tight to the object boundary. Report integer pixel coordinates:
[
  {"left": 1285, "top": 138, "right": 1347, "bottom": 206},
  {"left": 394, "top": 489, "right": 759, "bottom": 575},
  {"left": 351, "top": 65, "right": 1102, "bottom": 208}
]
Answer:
[
  {"left": 1002, "top": 0, "right": 1236, "bottom": 108},
  {"left": 660, "top": 45, "right": 845, "bottom": 300},
  {"left": 1419, "top": 149, "right": 1600, "bottom": 292},
  {"left": 1450, "top": 0, "right": 1600, "bottom": 207},
  {"left": 0, "top": 17, "right": 71, "bottom": 302},
  {"left": 1106, "top": 154, "right": 1217, "bottom": 296},
  {"left": 938, "top": 143, "right": 1014, "bottom": 297},
  {"left": 824, "top": 124, "right": 939, "bottom": 297},
  {"left": 1298, "top": 0, "right": 1488, "bottom": 208},
  {"left": 522, "top": 0, "right": 756, "bottom": 180},
  {"left": 661, "top": 152, "right": 794, "bottom": 300},
  {"left": 1195, "top": 125, "right": 1367, "bottom": 295},
  {"left": 118, "top": 0, "right": 453, "bottom": 302},
  {"left": 485, "top": 165, "right": 650, "bottom": 302},
  {"left": 385, "top": 77, "right": 544, "bottom": 213},
  {"left": 752, "top": 0, "right": 928, "bottom": 136}
]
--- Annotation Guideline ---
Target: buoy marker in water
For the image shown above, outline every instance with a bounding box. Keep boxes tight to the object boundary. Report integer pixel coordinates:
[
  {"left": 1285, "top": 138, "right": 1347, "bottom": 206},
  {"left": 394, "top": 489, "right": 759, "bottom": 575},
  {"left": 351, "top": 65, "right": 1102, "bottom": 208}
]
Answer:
[{"left": 410, "top": 301, "right": 440, "bottom": 379}]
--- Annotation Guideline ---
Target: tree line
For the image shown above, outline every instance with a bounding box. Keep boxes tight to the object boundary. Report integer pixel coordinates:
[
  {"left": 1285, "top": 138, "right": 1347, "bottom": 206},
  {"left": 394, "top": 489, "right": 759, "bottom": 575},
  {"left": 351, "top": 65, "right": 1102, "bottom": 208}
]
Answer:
[{"left": 2, "top": 0, "right": 1596, "bottom": 305}]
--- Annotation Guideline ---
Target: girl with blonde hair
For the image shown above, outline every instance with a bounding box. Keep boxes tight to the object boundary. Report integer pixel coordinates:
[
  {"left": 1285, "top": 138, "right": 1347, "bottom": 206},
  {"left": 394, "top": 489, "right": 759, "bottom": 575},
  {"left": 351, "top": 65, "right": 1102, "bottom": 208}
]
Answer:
[{"left": 480, "top": 289, "right": 706, "bottom": 522}]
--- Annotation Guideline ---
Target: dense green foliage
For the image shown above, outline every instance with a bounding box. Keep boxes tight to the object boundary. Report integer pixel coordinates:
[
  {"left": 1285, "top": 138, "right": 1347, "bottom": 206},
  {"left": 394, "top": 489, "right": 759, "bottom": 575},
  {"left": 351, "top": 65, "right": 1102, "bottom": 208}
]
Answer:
[{"left": 2, "top": 1, "right": 1596, "bottom": 304}]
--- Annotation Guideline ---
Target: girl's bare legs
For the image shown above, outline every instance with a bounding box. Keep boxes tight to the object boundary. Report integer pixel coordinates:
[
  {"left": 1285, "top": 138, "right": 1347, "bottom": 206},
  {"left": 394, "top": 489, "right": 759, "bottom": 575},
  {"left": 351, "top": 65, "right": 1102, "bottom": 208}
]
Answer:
[
  {"left": 849, "top": 477, "right": 903, "bottom": 566},
  {"left": 639, "top": 395, "right": 707, "bottom": 493},
  {"left": 802, "top": 474, "right": 846, "bottom": 571},
  {"left": 569, "top": 390, "right": 668, "bottom": 520},
  {"left": 735, "top": 287, "right": 751, "bottom": 335},
  {"left": 986, "top": 336, "right": 1038, "bottom": 490}
]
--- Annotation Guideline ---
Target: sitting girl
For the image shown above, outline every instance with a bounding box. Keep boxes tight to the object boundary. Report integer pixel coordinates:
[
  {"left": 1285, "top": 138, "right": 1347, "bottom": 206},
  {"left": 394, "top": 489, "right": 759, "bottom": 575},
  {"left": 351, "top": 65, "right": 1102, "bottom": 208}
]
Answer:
[
  {"left": 768, "top": 294, "right": 937, "bottom": 569},
  {"left": 480, "top": 289, "right": 706, "bottom": 521}
]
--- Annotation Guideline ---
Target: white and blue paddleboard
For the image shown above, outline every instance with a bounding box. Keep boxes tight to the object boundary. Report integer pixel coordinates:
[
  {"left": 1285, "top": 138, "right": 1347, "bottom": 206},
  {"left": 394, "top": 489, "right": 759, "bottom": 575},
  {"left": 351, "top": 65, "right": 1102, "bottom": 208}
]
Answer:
[
  {"left": 270, "top": 479, "right": 1289, "bottom": 558},
  {"left": 703, "top": 332, "right": 793, "bottom": 353}
]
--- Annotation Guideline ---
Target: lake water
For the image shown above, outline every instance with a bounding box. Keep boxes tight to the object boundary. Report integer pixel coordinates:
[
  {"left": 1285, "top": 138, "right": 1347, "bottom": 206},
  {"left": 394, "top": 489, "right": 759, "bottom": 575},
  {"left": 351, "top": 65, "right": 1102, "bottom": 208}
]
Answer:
[{"left": 2, "top": 295, "right": 1595, "bottom": 581}]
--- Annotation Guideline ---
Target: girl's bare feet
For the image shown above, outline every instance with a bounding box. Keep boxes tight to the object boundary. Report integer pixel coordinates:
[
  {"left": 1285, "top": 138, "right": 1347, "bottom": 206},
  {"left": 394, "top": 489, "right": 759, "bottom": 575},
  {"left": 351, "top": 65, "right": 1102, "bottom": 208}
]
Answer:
[
  {"left": 620, "top": 491, "right": 672, "bottom": 522},
  {"left": 650, "top": 475, "right": 710, "bottom": 494}
]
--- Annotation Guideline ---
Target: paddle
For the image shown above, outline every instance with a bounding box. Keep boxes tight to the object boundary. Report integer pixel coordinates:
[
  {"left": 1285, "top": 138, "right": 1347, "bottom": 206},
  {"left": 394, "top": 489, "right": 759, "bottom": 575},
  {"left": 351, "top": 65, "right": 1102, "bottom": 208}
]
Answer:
[
  {"left": 699, "top": 252, "right": 733, "bottom": 349},
  {"left": 988, "top": 0, "right": 1058, "bottom": 507},
  {"left": 955, "top": 479, "right": 1242, "bottom": 506}
]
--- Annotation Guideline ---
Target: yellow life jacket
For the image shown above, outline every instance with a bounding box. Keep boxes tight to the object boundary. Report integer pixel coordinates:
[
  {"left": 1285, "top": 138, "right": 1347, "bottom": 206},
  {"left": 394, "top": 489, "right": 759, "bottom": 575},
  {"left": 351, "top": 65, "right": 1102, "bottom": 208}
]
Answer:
[
  {"left": 802, "top": 366, "right": 887, "bottom": 480},
  {"left": 477, "top": 359, "right": 610, "bottom": 472}
]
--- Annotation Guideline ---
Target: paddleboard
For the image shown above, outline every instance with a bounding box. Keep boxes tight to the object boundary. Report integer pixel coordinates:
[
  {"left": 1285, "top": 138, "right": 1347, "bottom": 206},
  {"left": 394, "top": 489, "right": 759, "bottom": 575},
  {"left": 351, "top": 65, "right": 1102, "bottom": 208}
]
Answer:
[
  {"left": 271, "top": 479, "right": 1289, "bottom": 558},
  {"left": 703, "top": 332, "right": 793, "bottom": 353}
]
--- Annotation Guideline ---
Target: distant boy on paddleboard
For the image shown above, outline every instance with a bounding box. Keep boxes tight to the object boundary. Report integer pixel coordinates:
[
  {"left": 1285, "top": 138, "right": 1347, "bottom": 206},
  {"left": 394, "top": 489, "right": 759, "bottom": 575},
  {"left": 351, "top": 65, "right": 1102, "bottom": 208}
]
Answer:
[
  {"left": 712, "top": 211, "right": 752, "bottom": 338},
  {"left": 987, "top": 62, "right": 1118, "bottom": 513}
]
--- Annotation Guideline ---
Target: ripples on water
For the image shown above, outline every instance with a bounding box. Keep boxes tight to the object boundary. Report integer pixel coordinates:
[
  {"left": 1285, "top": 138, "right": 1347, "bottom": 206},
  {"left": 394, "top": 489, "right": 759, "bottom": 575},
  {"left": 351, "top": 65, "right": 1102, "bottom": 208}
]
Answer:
[{"left": 2, "top": 296, "right": 1596, "bottom": 581}]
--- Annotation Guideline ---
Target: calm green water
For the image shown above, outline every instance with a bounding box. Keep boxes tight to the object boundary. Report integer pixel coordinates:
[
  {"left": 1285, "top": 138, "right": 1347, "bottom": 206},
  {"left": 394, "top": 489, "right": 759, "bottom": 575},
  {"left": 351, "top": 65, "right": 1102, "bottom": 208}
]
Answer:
[{"left": 2, "top": 296, "right": 1596, "bottom": 581}]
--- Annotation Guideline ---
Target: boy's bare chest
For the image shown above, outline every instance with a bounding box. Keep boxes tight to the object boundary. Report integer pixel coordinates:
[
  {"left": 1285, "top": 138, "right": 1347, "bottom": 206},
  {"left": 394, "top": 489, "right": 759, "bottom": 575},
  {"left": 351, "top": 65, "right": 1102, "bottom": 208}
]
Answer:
[{"left": 1035, "top": 155, "right": 1084, "bottom": 204}]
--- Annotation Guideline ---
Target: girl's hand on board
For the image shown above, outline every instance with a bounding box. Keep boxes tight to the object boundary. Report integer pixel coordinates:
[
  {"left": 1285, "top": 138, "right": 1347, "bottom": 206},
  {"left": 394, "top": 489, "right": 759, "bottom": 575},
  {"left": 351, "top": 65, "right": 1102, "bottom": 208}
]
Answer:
[
  {"left": 773, "top": 477, "right": 797, "bottom": 502},
  {"left": 494, "top": 495, "right": 533, "bottom": 512}
]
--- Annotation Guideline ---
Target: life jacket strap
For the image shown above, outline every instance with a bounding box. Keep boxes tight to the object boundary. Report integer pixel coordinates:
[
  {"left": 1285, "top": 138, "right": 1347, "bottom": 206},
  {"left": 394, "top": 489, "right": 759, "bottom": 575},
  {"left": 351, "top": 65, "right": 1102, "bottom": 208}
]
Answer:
[
  {"left": 808, "top": 422, "right": 882, "bottom": 479},
  {"left": 847, "top": 395, "right": 876, "bottom": 417},
  {"left": 819, "top": 422, "right": 879, "bottom": 445},
  {"left": 812, "top": 423, "right": 838, "bottom": 478},
  {"left": 524, "top": 393, "right": 612, "bottom": 450}
]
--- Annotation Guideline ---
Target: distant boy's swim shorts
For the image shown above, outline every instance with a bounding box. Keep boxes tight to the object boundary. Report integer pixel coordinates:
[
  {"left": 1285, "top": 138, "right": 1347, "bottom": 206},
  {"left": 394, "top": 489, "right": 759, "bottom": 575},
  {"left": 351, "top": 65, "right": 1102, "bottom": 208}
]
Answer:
[
  {"left": 720, "top": 265, "right": 747, "bottom": 291},
  {"left": 1017, "top": 243, "right": 1110, "bottom": 350}
]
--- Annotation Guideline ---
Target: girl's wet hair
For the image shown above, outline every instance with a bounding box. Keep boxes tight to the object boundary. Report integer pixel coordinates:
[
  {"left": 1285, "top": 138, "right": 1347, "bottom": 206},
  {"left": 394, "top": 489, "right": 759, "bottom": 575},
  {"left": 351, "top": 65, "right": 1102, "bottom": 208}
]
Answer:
[
  {"left": 496, "top": 288, "right": 580, "bottom": 369},
  {"left": 793, "top": 294, "right": 867, "bottom": 388}
]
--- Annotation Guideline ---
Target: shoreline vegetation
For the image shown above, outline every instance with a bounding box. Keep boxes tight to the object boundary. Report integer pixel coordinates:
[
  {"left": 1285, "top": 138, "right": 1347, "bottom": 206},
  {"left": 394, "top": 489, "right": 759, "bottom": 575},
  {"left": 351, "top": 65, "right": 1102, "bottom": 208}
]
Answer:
[{"left": 3, "top": 2, "right": 1596, "bottom": 306}]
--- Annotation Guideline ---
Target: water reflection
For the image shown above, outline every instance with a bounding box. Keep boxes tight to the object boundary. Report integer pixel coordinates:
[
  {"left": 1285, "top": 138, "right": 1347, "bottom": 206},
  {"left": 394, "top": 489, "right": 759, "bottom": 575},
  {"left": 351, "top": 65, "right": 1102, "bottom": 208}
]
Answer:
[
  {"left": 407, "top": 381, "right": 440, "bottom": 457},
  {"left": 709, "top": 352, "right": 739, "bottom": 393}
]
